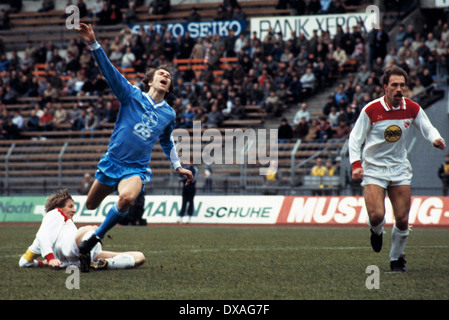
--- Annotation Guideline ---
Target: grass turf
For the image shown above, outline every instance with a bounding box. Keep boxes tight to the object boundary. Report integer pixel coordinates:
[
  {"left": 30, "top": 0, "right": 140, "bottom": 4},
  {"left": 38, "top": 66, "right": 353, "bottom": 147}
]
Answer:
[{"left": 1, "top": 224, "right": 448, "bottom": 300}]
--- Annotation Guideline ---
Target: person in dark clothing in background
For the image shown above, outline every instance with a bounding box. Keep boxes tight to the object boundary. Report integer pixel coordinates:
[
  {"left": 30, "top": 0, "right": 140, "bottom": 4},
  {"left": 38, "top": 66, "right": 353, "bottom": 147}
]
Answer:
[{"left": 178, "top": 158, "right": 198, "bottom": 223}]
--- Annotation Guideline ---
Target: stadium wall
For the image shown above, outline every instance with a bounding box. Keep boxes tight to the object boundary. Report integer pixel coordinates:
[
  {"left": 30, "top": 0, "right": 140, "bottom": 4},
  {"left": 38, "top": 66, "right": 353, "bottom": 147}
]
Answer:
[{"left": 1, "top": 195, "right": 449, "bottom": 227}]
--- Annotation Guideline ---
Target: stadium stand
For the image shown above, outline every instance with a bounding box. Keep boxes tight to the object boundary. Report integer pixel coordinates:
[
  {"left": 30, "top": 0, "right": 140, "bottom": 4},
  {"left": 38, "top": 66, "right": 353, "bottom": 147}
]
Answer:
[{"left": 0, "top": 0, "right": 448, "bottom": 195}]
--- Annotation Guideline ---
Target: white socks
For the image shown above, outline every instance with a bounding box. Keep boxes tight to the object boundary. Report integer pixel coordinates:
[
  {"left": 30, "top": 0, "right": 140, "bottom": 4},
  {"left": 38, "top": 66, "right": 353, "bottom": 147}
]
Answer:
[
  {"left": 390, "top": 225, "right": 409, "bottom": 261},
  {"left": 105, "top": 254, "right": 135, "bottom": 269}
]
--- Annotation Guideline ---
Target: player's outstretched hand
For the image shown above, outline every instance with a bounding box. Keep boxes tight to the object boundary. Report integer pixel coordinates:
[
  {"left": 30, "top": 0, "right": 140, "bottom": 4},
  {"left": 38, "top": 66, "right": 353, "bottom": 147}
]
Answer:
[
  {"left": 433, "top": 138, "right": 446, "bottom": 150},
  {"left": 75, "top": 23, "right": 96, "bottom": 44},
  {"left": 177, "top": 167, "right": 194, "bottom": 186}
]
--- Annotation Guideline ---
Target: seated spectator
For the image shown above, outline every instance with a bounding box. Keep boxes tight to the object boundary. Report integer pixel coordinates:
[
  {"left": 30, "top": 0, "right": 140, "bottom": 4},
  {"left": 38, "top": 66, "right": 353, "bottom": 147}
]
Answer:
[
  {"left": 122, "top": 1, "right": 137, "bottom": 24},
  {"left": 38, "top": 0, "right": 55, "bottom": 13},
  {"left": 69, "top": 103, "right": 83, "bottom": 131},
  {"left": 148, "top": 0, "right": 171, "bottom": 15},
  {"left": 0, "top": 9, "right": 10, "bottom": 30},
  {"left": 39, "top": 107, "right": 54, "bottom": 131},
  {"left": 42, "top": 83, "right": 59, "bottom": 102},
  {"left": 79, "top": 173, "right": 93, "bottom": 195},
  {"left": 2, "top": 117, "right": 21, "bottom": 139},
  {"left": 83, "top": 109, "right": 99, "bottom": 132},
  {"left": 53, "top": 103, "right": 68, "bottom": 126},
  {"left": 177, "top": 104, "right": 195, "bottom": 128},
  {"left": 1, "top": 85, "right": 18, "bottom": 105},
  {"left": 278, "top": 118, "right": 293, "bottom": 144},
  {"left": 311, "top": 157, "right": 326, "bottom": 176},
  {"left": 315, "top": 117, "right": 332, "bottom": 142},
  {"left": 332, "top": 45, "right": 347, "bottom": 68},
  {"left": 229, "top": 96, "right": 245, "bottom": 120},
  {"left": 293, "top": 116, "right": 309, "bottom": 140},
  {"left": 186, "top": 7, "right": 201, "bottom": 22},
  {"left": 293, "top": 103, "right": 310, "bottom": 124},
  {"left": 262, "top": 90, "right": 282, "bottom": 115},
  {"left": 205, "top": 105, "right": 223, "bottom": 128},
  {"left": 300, "top": 67, "right": 315, "bottom": 95},
  {"left": 331, "top": 119, "right": 351, "bottom": 139},
  {"left": 26, "top": 110, "right": 41, "bottom": 132},
  {"left": 12, "top": 110, "right": 24, "bottom": 131}
]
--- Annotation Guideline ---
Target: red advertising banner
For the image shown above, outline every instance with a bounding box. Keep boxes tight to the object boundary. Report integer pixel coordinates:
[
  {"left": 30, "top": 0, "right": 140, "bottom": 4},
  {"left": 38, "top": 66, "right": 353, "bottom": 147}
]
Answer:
[{"left": 277, "top": 196, "right": 449, "bottom": 227}]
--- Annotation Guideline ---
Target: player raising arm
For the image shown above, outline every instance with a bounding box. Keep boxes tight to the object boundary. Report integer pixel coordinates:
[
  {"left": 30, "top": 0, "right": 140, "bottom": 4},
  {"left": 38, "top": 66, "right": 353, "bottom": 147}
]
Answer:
[
  {"left": 74, "top": 23, "right": 193, "bottom": 272},
  {"left": 349, "top": 66, "right": 445, "bottom": 272}
]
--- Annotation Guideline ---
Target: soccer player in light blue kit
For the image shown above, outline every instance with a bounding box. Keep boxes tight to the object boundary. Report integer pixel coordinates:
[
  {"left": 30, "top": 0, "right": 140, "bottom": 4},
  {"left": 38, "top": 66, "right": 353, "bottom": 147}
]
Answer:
[{"left": 75, "top": 23, "right": 193, "bottom": 272}]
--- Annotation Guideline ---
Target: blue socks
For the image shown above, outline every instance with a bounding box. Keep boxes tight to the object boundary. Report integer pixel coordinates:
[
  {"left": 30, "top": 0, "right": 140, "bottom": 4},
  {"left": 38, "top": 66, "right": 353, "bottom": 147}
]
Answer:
[{"left": 94, "top": 203, "right": 128, "bottom": 239}]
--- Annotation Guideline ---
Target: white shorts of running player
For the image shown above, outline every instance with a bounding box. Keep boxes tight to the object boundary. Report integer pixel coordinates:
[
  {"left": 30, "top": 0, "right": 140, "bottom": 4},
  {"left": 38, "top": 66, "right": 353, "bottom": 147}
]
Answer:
[{"left": 361, "top": 163, "right": 412, "bottom": 189}]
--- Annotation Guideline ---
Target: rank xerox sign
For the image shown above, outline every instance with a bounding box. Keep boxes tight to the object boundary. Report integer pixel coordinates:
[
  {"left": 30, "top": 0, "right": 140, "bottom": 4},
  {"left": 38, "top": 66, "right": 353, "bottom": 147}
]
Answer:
[{"left": 250, "top": 12, "right": 378, "bottom": 40}]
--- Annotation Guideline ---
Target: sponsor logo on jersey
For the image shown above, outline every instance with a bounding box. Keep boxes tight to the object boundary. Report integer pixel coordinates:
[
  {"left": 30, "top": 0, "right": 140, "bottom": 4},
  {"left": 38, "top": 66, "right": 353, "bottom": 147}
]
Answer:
[{"left": 384, "top": 125, "right": 402, "bottom": 142}]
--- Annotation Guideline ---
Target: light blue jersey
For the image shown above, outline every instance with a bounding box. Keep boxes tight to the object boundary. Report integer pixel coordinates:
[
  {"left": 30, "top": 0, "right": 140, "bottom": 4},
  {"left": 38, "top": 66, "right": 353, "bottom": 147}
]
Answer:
[{"left": 89, "top": 41, "right": 181, "bottom": 186}]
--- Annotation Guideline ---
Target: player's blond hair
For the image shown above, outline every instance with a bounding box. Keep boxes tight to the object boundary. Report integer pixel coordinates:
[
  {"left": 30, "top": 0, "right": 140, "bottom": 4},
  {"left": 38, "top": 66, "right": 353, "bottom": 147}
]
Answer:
[{"left": 45, "top": 189, "right": 73, "bottom": 213}]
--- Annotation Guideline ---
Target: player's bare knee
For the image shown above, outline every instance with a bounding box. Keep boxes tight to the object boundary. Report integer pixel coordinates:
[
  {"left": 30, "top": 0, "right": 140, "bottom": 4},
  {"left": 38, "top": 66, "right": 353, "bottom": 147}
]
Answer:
[
  {"left": 85, "top": 201, "right": 98, "bottom": 211},
  {"left": 118, "top": 194, "right": 135, "bottom": 209},
  {"left": 395, "top": 216, "right": 409, "bottom": 231},
  {"left": 369, "top": 212, "right": 385, "bottom": 227}
]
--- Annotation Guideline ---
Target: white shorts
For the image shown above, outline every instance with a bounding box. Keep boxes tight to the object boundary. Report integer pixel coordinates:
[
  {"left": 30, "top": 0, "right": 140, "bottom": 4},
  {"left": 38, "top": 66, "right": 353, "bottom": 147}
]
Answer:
[{"left": 361, "top": 163, "right": 412, "bottom": 189}]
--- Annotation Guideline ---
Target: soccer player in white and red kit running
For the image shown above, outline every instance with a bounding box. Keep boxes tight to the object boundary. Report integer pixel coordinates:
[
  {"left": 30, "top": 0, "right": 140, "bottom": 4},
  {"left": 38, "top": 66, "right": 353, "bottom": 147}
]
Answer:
[{"left": 349, "top": 66, "right": 446, "bottom": 272}]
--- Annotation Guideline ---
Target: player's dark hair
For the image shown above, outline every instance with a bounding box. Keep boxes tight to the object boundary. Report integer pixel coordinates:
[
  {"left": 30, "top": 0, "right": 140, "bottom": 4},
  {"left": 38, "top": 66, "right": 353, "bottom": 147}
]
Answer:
[
  {"left": 142, "top": 66, "right": 174, "bottom": 98},
  {"left": 382, "top": 66, "right": 409, "bottom": 86},
  {"left": 45, "top": 189, "right": 73, "bottom": 213}
]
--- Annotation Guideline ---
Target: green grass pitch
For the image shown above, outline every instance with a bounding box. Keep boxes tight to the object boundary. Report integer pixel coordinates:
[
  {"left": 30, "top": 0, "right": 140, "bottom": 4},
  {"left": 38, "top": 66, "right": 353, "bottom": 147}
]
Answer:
[{"left": 1, "top": 224, "right": 448, "bottom": 300}]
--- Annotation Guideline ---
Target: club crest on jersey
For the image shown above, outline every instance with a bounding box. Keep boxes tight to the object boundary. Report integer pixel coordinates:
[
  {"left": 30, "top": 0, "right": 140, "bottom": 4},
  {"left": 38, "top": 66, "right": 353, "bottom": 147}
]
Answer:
[
  {"left": 133, "top": 110, "right": 158, "bottom": 141},
  {"left": 384, "top": 125, "right": 402, "bottom": 142},
  {"left": 142, "top": 110, "right": 158, "bottom": 128},
  {"left": 404, "top": 120, "right": 410, "bottom": 128}
]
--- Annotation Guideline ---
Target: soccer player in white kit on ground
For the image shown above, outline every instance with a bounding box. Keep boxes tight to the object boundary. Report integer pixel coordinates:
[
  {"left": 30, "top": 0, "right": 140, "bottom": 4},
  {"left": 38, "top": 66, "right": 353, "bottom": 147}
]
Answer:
[
  {"left": 19, "top": 189, "right": 145, "bottom": 270},
  {"left": 349, "top": 66, "right": 446, "bottom": 272}
]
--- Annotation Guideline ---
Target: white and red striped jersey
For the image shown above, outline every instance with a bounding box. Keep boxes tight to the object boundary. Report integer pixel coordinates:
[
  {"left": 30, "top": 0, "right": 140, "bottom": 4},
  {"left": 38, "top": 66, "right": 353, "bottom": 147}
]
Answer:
[{"left": 349, "top": 96, "right": 442, "bottom": 169}]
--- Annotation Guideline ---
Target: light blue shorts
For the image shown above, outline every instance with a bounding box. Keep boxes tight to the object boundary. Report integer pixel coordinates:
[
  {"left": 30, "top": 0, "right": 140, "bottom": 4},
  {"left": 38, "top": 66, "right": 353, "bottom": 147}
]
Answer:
[{"left": 95, "top": 154, "right": 152, "bottom": 191}]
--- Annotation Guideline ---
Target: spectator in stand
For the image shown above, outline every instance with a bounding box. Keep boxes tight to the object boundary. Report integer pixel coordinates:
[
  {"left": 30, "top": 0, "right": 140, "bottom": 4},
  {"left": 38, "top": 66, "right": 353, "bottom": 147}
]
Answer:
[
  {"left": 148, "top": 0, "right": 171, "bottom": 15},
  {"left": 315, "top": 117, "right": 332, "bottom": 142},
  {"left": 293, "top": 102, "right": 310, "bottom": 124},
  {"left": 25, "top": 109, "right": 41, "bottom": 132},
  {"left": 90, "top": 0, "right": 104, "bottom": 20},
  {"left": 205, "top": 104, "right": 223, "bottom": 128},
  {"left": 277, "top": 117, "right": 293, "bottom": 144},
  {"left": 332, "top": 119, "right": 352, "bottom": 139},
  {"left": 3, "top": 117, "right": 20, "bottom": 139},
  {"left": 12, "top": 110, "right": 24, "bottom": 131},
  {"left": 186, "top": 7, "right": 201, "bottom": 22},
  {"left": 79, "top": 173, "right": 94, "bottom": 195},
  {"left": 39, "top": 107, "right": 54, "bottom": 132},
  {"left": 0, "top": 9, "right": 11, "bottom": 30},
  {"left": 332, "top": 45, "right": 348, "bottom": 68},
  {"left": 38, "top": 0, "right": 55, "bottom": 13},
  {"left": 42, "top": 82, "right": 59, "bottom": 102},
  {"left": 299, "top": 67, "right": 315, "bottom": 96},
  {"left": 293, "top": 116, "right": 309, "bottom": 140},
  {"left": 122, "top": 1, "right": 137, "bottom": 24},
  {"left": 83, "top": 109, "right": 99, "bottom": 134},
  {"left": 53, "top": 103, "right": 68, "bottom": 126}
]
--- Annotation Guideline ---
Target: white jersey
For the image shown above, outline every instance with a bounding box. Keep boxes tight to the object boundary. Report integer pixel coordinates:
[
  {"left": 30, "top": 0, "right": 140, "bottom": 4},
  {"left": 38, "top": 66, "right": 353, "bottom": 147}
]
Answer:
[
  {"left": 349, "top": 96, "right": 442, "bottom": 171},
  {"left": 27, "top": 209, "right": 79, "bottom": 266}
]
